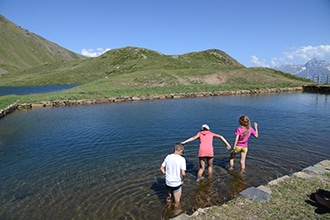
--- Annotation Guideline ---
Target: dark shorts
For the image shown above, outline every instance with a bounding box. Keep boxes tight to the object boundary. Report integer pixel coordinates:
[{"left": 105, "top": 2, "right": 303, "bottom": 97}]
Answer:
[
  {"left": 198, "top": 156, "right": 214, "bottom": 160},
  {"left": 165, "top": 184, "right": 182, "bottom": 193}
]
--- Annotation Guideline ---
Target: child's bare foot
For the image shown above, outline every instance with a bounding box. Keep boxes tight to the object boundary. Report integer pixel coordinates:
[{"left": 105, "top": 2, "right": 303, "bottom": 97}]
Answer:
[
  {"left": 166, "top": 196, "right": 172, "bottom": 205},
  {"left": 196, "top": 176, "right": 204, "bottom": 182}
]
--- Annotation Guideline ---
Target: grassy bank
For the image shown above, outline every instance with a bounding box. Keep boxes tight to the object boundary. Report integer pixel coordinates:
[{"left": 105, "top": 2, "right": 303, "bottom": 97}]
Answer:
[
  {"left": 0, "top": 47, "right": 314, "bottom": 110},
  {"left": 189, "top": 173, "right": 330, "bottom": 219},
  {"left": 0, "top": 84, "right": 303, "bottom": 110}
]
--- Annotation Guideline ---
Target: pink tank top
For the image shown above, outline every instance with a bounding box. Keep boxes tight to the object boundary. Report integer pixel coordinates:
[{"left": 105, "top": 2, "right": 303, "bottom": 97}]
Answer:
[
  {"left": 235, "top": 126, "right": 256, "bottom": 148},
  {"left": 198, "top": 130, "right": 214, "bottom": 157}
]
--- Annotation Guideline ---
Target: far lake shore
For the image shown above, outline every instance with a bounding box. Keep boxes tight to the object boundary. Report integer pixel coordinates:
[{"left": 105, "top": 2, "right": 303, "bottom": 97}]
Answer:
[{"left": 0, "top": 87, "right": 303, "bottom": 119}]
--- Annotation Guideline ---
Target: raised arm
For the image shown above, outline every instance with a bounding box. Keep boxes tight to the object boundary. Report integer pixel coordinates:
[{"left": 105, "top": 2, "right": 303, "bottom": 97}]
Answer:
[
  {"left": 253, "top": 122, "right": 259, "bottom": 138},
  {"left": 181, "top": 133, "right": 199, "bottom": 145},
  {"left": 214, "top": 134, "right": 232, "bottom": 151}
]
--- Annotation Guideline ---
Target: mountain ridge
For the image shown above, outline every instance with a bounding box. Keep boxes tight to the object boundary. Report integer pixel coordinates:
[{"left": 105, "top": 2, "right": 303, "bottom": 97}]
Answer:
[
  {"left": 0, "top": 14, "right": 311, "bottom": 89},
  {"left": 274, "top": 58, "right": 330, "bottom": 83}
]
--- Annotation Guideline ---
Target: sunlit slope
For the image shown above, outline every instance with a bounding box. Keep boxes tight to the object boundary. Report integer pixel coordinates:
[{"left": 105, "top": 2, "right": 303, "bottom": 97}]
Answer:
[
  {"left": 0, "top": 13, "right": 311, "bottom": 91},
  {"left": 0, "top": 14, "right": 83, "bottom": 74},
  {"left": 0, "top": 46, "right": 310, "bottom": 89}
]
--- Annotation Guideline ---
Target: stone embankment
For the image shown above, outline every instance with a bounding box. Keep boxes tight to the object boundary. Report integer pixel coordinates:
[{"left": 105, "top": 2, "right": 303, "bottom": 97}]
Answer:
[
  {"left": 172, "top": 159, "right": 330, "bottom": 220},
  {"left": 0, "top": 87, "right": 303, "bottom": 119},
  {"left": 303, "top": 85, "right": 330, "bottom": 94}
]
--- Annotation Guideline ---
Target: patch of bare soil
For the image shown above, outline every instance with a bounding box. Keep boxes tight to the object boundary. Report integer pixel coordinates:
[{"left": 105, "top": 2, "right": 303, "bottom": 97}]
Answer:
[{"left": 177, "top": 72, "right": 226, "bottom": 85}]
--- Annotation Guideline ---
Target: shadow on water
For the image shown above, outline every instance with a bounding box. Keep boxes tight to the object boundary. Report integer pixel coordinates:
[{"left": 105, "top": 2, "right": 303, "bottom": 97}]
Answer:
[
  {"left": 150, "top": 178, "right": 167, "bottom": 205},
  {"left": 158, "top": 158, "right": 251, "bottom": 219},
  {"left": 213, "top": 157, "right": 230, "bottom": 170},
  {"left": 152, "top": 179, "right": 186, "bottom": 220},
  {"left": 227, "top": 171, "right": 248, "bottom": 196},
  {"left": 161, "top": 204, "right": 186, "bottom": 220},
  {"left": 193, "top": 178, "right": 220, "bottom": 208},
  {"left": 213, "top": 157, "right": 248, "bottom": 195},
  {"left": 186, "top": 159, "right": 198, "bottom": 178}
]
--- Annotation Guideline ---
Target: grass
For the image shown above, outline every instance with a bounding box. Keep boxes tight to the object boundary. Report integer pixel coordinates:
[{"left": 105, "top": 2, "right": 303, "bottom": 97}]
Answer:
[
  {"left": 0, "top": 44, "right": 315, "bottom": 110},
  {"left": 0, "top": 15, "right": 83, "bottom": 74},
  {"left": 0, "top": 82, "right": 305, "bottom": 110},
  {"left": 0, "top": 95, "right": 20, "bottom": 109},
  {"left": 189, "top": 173, "right": 330, "bottom": 219}
]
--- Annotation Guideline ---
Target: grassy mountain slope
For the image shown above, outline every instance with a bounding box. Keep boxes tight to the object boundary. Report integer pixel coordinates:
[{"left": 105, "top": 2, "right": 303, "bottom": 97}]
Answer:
[
  {"left": 0, "top": 15, "right": 313, "bottom": 108},
  {"left": 0, "top": 14, "right": 84, "bottom": 74},
  {"left": 0, "top": 46, "right": 246, "bottom": 85}
]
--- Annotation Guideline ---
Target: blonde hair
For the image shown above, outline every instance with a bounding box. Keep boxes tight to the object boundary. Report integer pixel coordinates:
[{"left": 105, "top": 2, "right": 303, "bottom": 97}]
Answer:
[{"left": 239, "top": 115, "right": 250, "bottom": 138}]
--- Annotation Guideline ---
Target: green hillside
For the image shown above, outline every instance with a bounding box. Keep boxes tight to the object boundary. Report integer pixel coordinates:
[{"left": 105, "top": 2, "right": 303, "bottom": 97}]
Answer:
[
  {"left": 0, "top": 14, "right": 313, "bottom": 109},
  {"left": 0, "top": 45, "right": 246, "bottom": 85},
  {"left": 0, "top": 14, "right": 84, "bottom": 74}
]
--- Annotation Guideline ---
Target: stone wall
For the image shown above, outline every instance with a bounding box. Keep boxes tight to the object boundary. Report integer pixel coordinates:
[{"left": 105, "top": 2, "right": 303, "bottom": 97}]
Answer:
[
  {"left": 0, "top": 103, "right": 17, "bottom": 119},
  {"left": 0, "top": 87, "right": 303, "bottom": 119}
]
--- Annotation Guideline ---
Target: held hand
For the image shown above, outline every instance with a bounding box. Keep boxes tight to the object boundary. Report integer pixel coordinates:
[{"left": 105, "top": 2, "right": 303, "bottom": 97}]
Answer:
[{"left": 226, "top": 145, "right": 231, "bottom": 151}]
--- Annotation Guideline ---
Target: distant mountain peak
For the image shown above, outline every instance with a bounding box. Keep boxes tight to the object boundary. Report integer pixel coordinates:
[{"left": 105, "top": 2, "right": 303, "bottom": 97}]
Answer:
[{"left": 274, "top": 58, "right": 330, "bottom": 83}]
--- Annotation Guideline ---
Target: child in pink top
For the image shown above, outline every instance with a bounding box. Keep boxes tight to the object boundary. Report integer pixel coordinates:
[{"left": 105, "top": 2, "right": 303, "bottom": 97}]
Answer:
[
  {"left": 229, "top": 115, "right": 259, "bottom": 173},
  {"left": 181, "top": 124, "right": 231, "bottom": 181}
]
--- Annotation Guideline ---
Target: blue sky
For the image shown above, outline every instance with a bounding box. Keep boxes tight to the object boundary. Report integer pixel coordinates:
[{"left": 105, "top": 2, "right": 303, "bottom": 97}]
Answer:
[{"left": 1, "top": 0, "right": 329, "bottom": 67}]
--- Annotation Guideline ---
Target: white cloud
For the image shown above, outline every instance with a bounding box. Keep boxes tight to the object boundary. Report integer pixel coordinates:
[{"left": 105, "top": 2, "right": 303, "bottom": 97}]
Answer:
[
  {"left": 81, "top": 48, "right": 111, "bottom": 57},
  {"left": 283, "top": 45, "right": 330, "bottom": 62},
  {"left": 251, "top": 55, "right": 270, "bottom": 67},
  {"left": 251, "top": 45, "right": 330, "bottom": 67}
]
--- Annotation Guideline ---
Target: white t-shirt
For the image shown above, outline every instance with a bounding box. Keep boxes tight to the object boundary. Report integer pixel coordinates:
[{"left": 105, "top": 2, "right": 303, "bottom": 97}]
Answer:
[{"left": 161, "top": 154, "right": 186, "bottom": 187}]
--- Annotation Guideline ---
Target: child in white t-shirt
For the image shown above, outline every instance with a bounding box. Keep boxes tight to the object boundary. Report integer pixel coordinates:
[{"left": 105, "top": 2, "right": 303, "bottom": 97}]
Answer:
[{"left": 160, "top": 143, "right": 186, "bottom": 208}]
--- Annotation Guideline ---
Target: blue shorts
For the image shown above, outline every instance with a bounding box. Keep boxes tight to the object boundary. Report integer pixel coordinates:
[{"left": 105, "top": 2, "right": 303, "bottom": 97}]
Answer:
[{"left": 165, "top": 184, "right": 182, "bottom": 193}]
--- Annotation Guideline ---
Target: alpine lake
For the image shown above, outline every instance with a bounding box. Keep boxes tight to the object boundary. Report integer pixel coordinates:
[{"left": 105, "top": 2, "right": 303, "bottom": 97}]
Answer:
[{"left": 0, "top": 86, "right": 329, "bottom": 219}]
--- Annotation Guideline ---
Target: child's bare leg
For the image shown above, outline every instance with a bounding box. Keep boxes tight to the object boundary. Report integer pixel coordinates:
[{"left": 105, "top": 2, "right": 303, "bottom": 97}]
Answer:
[
  {"left": 229, "top": 151, "right": 236, "bottom": 170},
  {"left": 207, "top": 157, "right": 214, "bottom": 177},
  {"left": 172, "top": 187, "right": 182, "bottom": 208},
  {"left": 166, "top": 190, "right": 172, "bottom": 205},
  {"left": 198, "top": 158, "right": 205, "bottom": 180},
  {"left": 240, "top": 153, "right": 247, "bottom": 172}
]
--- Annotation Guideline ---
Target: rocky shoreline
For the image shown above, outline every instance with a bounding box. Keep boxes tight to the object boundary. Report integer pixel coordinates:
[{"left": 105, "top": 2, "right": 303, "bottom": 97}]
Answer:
[
  {"left": 172, "top": 159, "right": 330, "bottom": 220},
  {"left": 0, "top": 87, "right": 303, "bottom": 119}
]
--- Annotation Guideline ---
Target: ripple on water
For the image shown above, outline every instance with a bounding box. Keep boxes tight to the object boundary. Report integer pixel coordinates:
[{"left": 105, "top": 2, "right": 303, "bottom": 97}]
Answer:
[{"left": 0, "top": 93, "right": 329, "bottom": 219}]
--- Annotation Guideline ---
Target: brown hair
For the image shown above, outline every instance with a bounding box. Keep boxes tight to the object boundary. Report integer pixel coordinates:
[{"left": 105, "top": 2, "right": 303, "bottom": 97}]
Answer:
[
  {"left": 174, "top": 143, "right": 184, "bottom": 152},
  {"left": 239, "top": 115, "right": 250, "bottom": 138}
]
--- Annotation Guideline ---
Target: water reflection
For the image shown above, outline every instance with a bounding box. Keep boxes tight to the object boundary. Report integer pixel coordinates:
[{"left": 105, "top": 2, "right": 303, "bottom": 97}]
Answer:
[
  {"left": 194, "top": 178, "right": 220, "bottom": 207},
  {"left": 228, "top": 171, "right": 248, "bottom": 197},
  {"left": 0, "top": 93, "right": 329, "bottom": 219}
]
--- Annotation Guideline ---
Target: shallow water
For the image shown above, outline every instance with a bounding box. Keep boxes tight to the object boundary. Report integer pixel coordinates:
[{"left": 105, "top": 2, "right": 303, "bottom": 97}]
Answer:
[{"left": 0, "top": 92, "right": 329, "bottom": 219}]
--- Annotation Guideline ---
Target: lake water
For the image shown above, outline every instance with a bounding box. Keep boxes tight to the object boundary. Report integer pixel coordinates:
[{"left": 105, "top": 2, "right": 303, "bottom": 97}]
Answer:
[
  {"left": 0, "top": 92, "right": 329, "bottom": 219},
  {"left": 0, "top": 85, "right": 78, "bottom": 96}
]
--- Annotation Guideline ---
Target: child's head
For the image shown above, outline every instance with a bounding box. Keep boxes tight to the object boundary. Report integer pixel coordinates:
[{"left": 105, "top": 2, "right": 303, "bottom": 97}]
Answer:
[
  {"left": 239, "top": 115, "right": 250, "bottom": 127},
  {"left": 201, "top": 124, "right": 210, "bottom": 131},
  {"left": 174, "top": 143, "right": 184, "bottom": 153}
]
